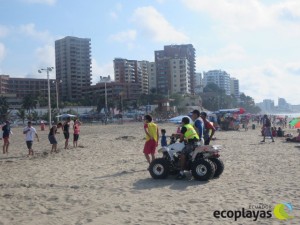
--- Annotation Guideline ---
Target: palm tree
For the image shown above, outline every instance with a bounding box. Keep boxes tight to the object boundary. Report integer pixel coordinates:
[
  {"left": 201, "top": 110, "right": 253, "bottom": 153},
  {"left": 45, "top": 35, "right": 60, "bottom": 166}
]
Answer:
[
  {"left": 22, "top": 95, "right": 37, "bottom": 114},
  {"left": 0, "top": 96, "right": 9, "bottom": 121},
  {"left": 17, "top": 108, "right": 26, "bottom": 125}
]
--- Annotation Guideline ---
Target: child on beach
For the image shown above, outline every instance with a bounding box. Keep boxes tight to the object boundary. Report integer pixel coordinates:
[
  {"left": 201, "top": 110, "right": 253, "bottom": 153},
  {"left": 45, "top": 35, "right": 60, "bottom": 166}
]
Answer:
[
  {"left": 73, "top": 119, "right": 82, "bottom": 148},
  {"left": 23, "top": 121, "right": 39, "bottom": 156},
  {"left": 48, "top": 122, "right": 62, "bottom": 153},
  {"left": 143, "top": 115, "right": 159, "bottom": 169},
  {"left": 160, "top": 129, "right": 167, "bottom": 147}
]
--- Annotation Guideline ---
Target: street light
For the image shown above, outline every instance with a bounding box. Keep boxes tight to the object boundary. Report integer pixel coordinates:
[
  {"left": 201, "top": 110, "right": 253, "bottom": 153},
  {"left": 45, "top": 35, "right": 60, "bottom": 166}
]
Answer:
[
  {"left": 52, "top": 79, "right": 62, "bottom": 121},
  {"left": 38, "top": 67, "right": 54, "bottom": 127},
  {"left": 99, "top": 75, "right": 111, "bottom": 116}
]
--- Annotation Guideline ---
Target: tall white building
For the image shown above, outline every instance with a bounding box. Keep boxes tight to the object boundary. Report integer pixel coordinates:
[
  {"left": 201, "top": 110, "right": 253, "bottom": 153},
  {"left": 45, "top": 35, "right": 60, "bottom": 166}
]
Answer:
[
  {"left": 194, "top": 72, "right": 203, "bottom": 94},
  {"left": 203, "top": 70, "right": 231, "bottom": 95},
  {"left": 230, "top": 77, "right": 240, "bottom": 100}
]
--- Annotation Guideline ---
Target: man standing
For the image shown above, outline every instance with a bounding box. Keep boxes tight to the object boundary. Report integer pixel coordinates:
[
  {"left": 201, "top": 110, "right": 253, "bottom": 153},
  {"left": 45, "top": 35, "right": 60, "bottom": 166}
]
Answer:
[
  {"left": 143, "top": 114, "right": 159, "bottom": 168},
  {"left": 23, "top": 121, "right": 39, "bottom": 156},
  {"left": 200, "top": 112, "right": 216, "bottom": 145},
  {"left": 261, "top": 114, "right": 274, "bottom": 142},
  {"left": 63, "top": 117, "right": 71, "bottom": 149},
  {"left": 2, "top": 121, "right": 12, "bottom": 154},
  {"left": 191, "top": 110, "right": 204, "bottom": 145}
]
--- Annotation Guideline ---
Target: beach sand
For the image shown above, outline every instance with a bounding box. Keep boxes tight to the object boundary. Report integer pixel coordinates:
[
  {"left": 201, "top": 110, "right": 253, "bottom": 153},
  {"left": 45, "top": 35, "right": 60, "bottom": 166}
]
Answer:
[{"left": 0, "top": 122, "right": 299, "bottom": 225}]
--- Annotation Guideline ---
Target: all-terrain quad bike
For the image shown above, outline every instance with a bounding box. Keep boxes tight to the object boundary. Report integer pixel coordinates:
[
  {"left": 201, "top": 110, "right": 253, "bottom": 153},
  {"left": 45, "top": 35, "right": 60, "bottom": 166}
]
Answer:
[{"left": 149, "top": 136, "right": 224, "bottom": 181}]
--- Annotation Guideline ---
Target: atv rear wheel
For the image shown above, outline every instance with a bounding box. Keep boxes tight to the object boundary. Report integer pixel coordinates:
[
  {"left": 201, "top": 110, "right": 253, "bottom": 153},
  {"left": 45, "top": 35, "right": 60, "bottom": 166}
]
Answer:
[
  {"left": 192, "top": 159, "right": 215, "bottom": 181},
  {"left": 209, "top": 158, "right": 224, "bottom": 178},
  {"left": 149, "top": 158, "right": 170, "bottom": 179}
]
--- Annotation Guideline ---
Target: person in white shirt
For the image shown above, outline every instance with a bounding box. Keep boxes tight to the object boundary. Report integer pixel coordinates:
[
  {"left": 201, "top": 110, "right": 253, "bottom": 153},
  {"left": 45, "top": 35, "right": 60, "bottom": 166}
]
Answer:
[{"left": 23, "top": 121, "right": 39, "bottom": 156}]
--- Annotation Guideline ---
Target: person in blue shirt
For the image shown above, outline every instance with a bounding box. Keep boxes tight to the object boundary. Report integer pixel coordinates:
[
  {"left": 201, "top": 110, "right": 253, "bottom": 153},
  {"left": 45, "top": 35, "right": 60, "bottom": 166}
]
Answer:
[
  {"left": 160, "top": 129, "right": 167, "bottom": 147},
  {"left": 2, "top": 121, "right": 12, "bottom": 154},
  {"left": 191, "top": 110, "right": 204, "bottom": 145}
]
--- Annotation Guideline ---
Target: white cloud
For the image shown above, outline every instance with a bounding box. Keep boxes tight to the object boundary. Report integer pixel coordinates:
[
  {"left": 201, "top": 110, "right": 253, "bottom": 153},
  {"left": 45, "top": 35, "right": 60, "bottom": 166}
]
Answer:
[
  {"left": 91, "top": 59, "right": 114, "bottom": 84},
  {"left": 197, "top": 44, "right": 248, "bottom": 70},
  {"left": 0, "top": 43, "right": 6, "bottom": 62},
  {"left": 0, "top": 25, "right": 10, "bottom": 38},
  {"left": 19, "top": 23, "right": 53, "bottom": 43},
  {"left": 110, "top": 29, "right": 137, "bottom": 43},
  {"left": 35, "top": 44, "right": 55, "bottom": 67},
  {"left": 22, "top": 0, "right": 57, "bottom": 5},
  {"left": 109, "top": 3, "right": 123, "bottom": 20},
  {"left": 181, "top": 0, "right": 300, "bottom": 36},
  {"left": 229, "top": 61, "right": 300, "bottom": 105},
  {"left": 132, "top": 6, "right": 189, "bottom": 43}
]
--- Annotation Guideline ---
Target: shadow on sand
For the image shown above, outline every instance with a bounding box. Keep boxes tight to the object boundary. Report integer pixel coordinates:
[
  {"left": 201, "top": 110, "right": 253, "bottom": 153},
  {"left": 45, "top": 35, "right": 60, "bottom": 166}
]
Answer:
[{"left": 133, "top": 175, "right": 209, "bottom": 191}]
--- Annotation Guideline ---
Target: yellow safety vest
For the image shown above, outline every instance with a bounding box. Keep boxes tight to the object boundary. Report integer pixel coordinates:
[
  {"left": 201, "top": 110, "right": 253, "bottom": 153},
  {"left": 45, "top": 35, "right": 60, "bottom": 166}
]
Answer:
[
  {"left": 146, "top": 122, "right": 158, "bottom": 142},
  {"left": 184, "top": 124, "right": 199, "bottom": 140}
]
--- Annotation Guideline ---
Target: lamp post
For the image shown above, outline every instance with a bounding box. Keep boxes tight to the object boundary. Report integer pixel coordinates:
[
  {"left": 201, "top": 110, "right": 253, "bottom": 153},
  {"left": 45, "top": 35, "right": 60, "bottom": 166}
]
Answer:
[
  {"left": 38, "top": 67, "right": 54, "bottom": 127},
  {"left": 52, "top": 79, "right": 62, "bottom": 121},
  {"left": 100, "top": 75, "right": 111, "bottom": 117}
]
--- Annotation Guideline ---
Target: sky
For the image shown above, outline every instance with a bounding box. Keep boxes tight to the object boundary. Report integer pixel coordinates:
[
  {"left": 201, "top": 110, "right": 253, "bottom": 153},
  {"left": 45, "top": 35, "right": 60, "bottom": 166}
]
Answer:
[{"left": 0, "top": 0, "right": 300, "bottom": 105}]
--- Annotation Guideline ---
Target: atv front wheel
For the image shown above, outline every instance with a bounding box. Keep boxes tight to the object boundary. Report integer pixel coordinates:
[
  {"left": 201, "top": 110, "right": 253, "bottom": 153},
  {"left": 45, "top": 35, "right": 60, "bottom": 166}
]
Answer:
[
  {"left": 149, "top": 158, "right": 170, "bottom": 179},
  {"left": 192, "top": 159, "right": 215, "bottom": 181},
  {"left": 209, "top": 158, "right": 224, "bottom": 178}
]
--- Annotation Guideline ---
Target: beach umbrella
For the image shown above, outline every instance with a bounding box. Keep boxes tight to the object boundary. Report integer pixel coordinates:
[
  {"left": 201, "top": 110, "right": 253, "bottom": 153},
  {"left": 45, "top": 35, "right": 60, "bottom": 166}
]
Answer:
[
  {"left": 56, "top": 114, "right": 76, "bottom": 118},
  {"left": 294, "top": 121, "right": 300, "bottom": 128},
  {"left": 289, "top": 118, "right": 300, "bottom": 126}
]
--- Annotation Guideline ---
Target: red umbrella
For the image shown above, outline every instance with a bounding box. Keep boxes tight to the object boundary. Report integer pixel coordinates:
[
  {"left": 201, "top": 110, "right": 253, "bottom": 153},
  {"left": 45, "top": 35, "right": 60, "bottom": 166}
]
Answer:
[
  {"left": 294, "top": 121, "right": 300, "bottom": 128},
  {"left": 239, "top": 108, "right": 246, "bottom": 114}
]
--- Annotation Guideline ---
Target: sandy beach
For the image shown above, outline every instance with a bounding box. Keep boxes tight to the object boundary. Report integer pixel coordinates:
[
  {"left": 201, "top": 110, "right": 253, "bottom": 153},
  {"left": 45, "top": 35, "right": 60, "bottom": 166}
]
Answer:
[{"left": 0, "top": 122, "right": 299, "bottom": 225}]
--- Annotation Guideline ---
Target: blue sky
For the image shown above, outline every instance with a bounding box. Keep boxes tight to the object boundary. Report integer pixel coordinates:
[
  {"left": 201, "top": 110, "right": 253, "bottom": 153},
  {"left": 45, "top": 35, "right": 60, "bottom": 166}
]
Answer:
[{"left": 0, "top": 0, "right": 300, "bottom": 104}]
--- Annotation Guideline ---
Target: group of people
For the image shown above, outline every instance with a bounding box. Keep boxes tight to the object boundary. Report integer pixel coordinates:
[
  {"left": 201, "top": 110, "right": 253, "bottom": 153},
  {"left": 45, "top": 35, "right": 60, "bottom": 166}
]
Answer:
[
  {"left": 1, "top": 117, "right": 82, "bottom": 156},
  {"left": 142, "top": 110, "right": 216, "bottom": 179}
]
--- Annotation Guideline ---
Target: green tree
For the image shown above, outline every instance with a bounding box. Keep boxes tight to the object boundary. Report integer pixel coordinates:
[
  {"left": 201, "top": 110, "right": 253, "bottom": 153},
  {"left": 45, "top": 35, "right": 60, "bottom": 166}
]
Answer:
[
  {"left": 0, "top": 96, "right": 10, "bottom": 121},
  {"left": 17, "top": 108, "right": 26, "bottom": 125},
  {"left": 22, "top": 95, "right": 36, "bottom": 114},
  {"left": 239, "top": 93, "right": 261, "bottom": 114}
]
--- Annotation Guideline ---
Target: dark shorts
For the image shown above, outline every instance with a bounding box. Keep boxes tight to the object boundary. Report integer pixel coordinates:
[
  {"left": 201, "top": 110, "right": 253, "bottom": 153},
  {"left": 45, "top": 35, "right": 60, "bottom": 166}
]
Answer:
[
  {"left": 48, "top": 135, "right": 57, "bottom": 144},
  {"left": 64, "top": 132, "right": 70, "bottom": 140},
  {"left": 3, "top": 137, "right": 9, "bottom": 144},
  {"left": 73, "top": 134, "right": 79, "bottom": 141},
  {"left": 182, "top": 143, "right": 195, "bottom": 155},
  {"left": 26, "top": 141, "right": 33, "bottom": 149}
]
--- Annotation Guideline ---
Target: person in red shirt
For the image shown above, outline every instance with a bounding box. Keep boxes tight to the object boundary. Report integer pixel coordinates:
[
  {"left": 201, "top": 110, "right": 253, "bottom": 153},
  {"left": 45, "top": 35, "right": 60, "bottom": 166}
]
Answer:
[{"left": 200, "top": 112, "right": 216, "bottom": 145}]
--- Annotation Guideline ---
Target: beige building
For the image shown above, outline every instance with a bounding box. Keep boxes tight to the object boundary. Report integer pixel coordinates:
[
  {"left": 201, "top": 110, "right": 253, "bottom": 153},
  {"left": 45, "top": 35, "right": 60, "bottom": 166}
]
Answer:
[
  {"left": 170, "top": 58, "right": 191, "bottom": 94},
  {"left": 114, "top": 58, "right": 152, "bottom": 96},
  {"left": 147, "top": 62, "right": 156, "bottom": 93}
]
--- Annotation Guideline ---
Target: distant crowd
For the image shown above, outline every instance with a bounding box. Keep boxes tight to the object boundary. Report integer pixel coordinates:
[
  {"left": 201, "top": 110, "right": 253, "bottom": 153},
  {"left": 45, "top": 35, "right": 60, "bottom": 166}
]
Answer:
[{"left": 1, "top": 117, "right": 82, "bottom": 156}]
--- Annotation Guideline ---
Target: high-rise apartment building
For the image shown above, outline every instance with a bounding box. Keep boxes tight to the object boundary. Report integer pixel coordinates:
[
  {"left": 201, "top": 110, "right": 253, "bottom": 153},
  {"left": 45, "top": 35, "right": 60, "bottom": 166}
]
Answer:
[
  {"left": 230, "top": 77, "right": 240, "bottom": 100},
  {"left": 148, "top": 62, "right": 156, "bottom": 93},
  {"left": 155, "top": 44, "right": 196, "bottom": 95},
  {"left": 55, "top": 36, "right": 92, "bottom": 102},
  {"left": 203, "top": 70, "right": 231, "bottom": 95},
  {"left": 113, "top": 58, "right": 151, "bottom": 95}
]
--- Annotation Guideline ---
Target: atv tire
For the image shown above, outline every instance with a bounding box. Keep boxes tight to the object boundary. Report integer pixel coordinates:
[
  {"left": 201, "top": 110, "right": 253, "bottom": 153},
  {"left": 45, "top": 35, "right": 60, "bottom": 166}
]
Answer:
[
  {"left": 209, "top": 158, "right": 224, "bottom": 178},
  {"left": 192, "top": 159, "right": 215, "bottom": 181},
  {"left": 149, "top": 158, "right": 170, "bottom": 179}
]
